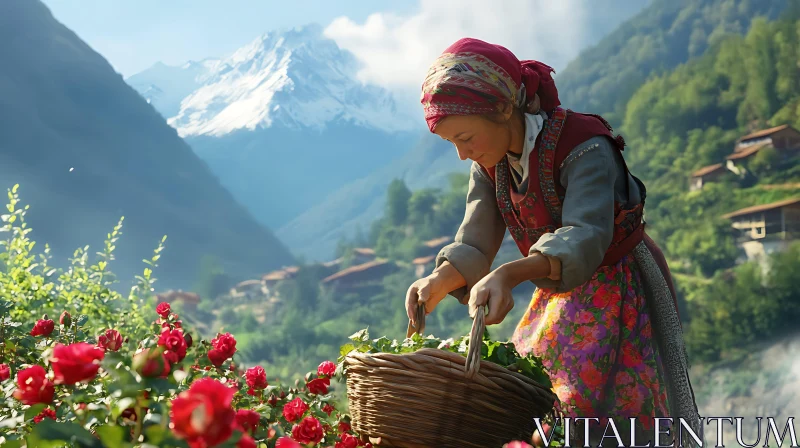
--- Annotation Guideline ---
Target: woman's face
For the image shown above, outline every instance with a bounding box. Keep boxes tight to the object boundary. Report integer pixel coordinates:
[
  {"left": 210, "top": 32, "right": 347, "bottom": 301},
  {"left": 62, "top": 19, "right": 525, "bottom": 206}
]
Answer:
[{"left": 433, "top": 113, "right": 512, "bottom": 167}]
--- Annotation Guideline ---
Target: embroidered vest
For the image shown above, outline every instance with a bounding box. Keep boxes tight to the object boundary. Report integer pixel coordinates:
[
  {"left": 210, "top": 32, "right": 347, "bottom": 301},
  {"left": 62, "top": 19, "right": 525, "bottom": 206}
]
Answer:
[{"left": 481, "top": 107, "right": 647, "bottom": 267}]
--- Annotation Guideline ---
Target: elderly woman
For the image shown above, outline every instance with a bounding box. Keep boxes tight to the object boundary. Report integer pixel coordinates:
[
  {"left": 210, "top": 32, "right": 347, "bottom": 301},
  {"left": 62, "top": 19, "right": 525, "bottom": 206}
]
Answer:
[{"left": 405, "top": 38, "right": 703, "bottom": 446}]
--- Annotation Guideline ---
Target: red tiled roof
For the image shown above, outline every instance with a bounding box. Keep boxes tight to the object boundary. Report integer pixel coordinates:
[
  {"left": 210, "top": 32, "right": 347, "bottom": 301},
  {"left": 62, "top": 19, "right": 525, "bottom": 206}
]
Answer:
[
  {"left": 738, "top": 124, "right": 793, "bottom": 141},
  {"left": 726, "top": 142, "right": 770, "bottom": 160},
  {"left": 321, "top": 259, "right": 395, "bottom": 283},
  {"left": 412, "top": 255, "right": 436, "bottom": 265},
  {"left": 721, "top": 197, "right": 800, "bottom": 219},
  {"left": 691, "top": 163, "right": 724, "bottom": 177},
  {"left": 422, "top": 236, "right": 451, "bottom": 248}
]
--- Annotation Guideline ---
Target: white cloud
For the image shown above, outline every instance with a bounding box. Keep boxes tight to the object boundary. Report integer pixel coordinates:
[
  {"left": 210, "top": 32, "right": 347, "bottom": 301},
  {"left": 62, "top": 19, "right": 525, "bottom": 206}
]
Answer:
[{"left": 323, "top": 0, "right": 592, "bottom": 94}]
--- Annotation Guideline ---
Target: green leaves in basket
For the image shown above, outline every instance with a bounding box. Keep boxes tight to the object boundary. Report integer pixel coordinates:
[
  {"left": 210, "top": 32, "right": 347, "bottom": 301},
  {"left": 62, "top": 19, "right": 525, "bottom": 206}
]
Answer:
[{"left": 338, "top": 327, "right": 553, "bottom": 388}]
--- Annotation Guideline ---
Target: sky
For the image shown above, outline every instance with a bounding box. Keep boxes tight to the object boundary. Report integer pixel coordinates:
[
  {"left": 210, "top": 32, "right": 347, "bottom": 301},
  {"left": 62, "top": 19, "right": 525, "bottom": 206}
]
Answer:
[{"left": 41, "top": 0, "right": 651, "bottom": 99}]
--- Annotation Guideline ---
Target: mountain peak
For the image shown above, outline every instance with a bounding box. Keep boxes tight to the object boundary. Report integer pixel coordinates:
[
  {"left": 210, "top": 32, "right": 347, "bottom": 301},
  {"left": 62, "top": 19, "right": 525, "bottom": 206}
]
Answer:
[{"left": 129, "top": 23, "right": 414, "bottom": 137}]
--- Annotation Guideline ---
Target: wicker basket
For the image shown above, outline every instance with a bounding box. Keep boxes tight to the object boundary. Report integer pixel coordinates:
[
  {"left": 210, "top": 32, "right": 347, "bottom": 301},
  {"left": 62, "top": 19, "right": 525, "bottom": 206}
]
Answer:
[{"left": 343, "top": 304, "right": 558, "bottom": 448}]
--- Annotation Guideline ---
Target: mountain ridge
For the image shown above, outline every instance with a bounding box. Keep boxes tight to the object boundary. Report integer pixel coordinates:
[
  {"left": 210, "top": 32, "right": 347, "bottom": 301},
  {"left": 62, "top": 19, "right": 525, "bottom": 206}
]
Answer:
[{"left": 0, "top": 0, "right": 295, "bottom": 290}]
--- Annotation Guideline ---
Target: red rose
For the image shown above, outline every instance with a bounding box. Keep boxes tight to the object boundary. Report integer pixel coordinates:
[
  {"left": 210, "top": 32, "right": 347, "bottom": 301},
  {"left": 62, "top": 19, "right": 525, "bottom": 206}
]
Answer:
[
  {"left": 174, "top": 320, "right": 182, "bottom": 329},
  {"left": 317, "top": 360, "right": 336, "bottom": 377},
  {"left": 133, "top": 348, "right": 171, "bottom": 378},
  {"left": 322, "top": 403, "right": 334, "bottom": 416},
  {"left": 50, "top": 343, "right": 105, "bottom": 385},
  {"left": 235, "top": 409, "right": 261, "bottom": 435},
  {"left": 59, "top": 311, "right": 71, "bottom": 326},
  {"left": 97, "top": 329, "right": 123, "bottom": 352},
  {"left": 121, "top": 405, "right": 150, "bottom": 422},
  {"left": 292, "top": 416, "right": 324, "bottom": 444},
  {"left": 158, "top": 328, "right": 188, "bottom": 362},
  {"left": 156, "top": 302, "right": 171, "bottom": 318},
  {"left": 34, "top": 408, "right": 57, "bottom": 423},
  {"left": 0, "top": 363, "right": 10, "bottom": 381},
  {"left": 30, "top": 319, "right": 55, "bottom": 337},
  {"left": 276, "top": 437, "right": 302, "bottom": 448},
  {"left": 338, "top": 421, "right": 351, "bottom": 433},
  {"left": 336, "top": 433, "right": 360, "bottom": 448},
  {"left": 306, "top": 377, "right": 330, "bottom": 395},
  {"left": 12, "top": 365, "right": 54, "bottom": 405},
  {"left": 237, "top": 435, "right": 257, "bottom": 448},
  {"left": 245, "top": 366, "right": 268, "bottom": 390},
  {"left": 212, "top": 333, "right": 237, "bottom": 354},
  {"left": 208, "top": 349, "right": 229, "bottom": 367},
  {"left": 267, "top": 395, "right": 278, "bottom": 406},
  {"left": 165, "top": 350, "right": 181, "bottom": 365},
  {"left": 282, "top": 397, "right": 309, "bottom": 423},
  {"left": 170, "top": 377, "right": 236, "bottom": 447}
]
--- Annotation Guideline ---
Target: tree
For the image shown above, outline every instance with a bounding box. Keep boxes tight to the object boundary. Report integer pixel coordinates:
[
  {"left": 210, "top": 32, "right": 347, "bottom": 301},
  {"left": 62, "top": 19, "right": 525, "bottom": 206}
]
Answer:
[
  {"left": 748, "top": 146, "right": 781, "bottom": 177},
  {"left": 193, "top": 254, "right": 232, "bottom": 301},
  {"left": 408, "top": 189, "right": 437, "bottom": 237},
  {"left": 385, "top": 179, "right": 412, "bottom": 226}
]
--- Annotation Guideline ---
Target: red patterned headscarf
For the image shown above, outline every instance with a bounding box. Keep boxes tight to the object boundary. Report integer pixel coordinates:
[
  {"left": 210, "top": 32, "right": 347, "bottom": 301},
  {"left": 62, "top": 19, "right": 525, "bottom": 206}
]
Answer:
[{"left": 420, "top": 38, "right": 560, "bottom": 133}]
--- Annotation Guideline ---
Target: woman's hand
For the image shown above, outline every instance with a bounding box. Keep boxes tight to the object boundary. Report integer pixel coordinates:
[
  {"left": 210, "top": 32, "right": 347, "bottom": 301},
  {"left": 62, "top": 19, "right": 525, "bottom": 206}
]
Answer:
[
  {"left": 405, "top": 275, "right": 449, "bottom": 329},
  {"left": 406, "top": 261, "right": 467, "bottom": 329},
  {"left": 467, "top": 268, "right": 515, "bottom": 325}
]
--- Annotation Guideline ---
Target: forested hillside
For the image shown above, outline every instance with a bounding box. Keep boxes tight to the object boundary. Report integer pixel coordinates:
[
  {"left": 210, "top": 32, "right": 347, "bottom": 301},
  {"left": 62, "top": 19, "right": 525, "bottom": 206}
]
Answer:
[{"left": 556, "top": 0, "right": 791, "bottom": 125}]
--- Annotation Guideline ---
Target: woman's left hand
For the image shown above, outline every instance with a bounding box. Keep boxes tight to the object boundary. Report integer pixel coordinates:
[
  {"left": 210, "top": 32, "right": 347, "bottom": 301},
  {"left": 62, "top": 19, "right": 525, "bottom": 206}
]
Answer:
[{"left": 467, "top": 268, "right": 514, "bottom": 325}]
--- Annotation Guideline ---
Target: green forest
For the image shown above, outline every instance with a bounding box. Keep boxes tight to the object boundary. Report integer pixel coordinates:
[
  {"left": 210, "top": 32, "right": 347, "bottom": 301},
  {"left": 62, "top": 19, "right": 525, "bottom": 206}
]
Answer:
[{"left": 188, "top": 10, "right": 800, "bottom": 379}]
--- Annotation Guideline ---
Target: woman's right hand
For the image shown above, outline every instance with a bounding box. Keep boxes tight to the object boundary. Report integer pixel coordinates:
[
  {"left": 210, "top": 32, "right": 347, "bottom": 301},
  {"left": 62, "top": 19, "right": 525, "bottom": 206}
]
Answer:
[{"left": 405, "top": 274, "right": 449, "bottom": 329}]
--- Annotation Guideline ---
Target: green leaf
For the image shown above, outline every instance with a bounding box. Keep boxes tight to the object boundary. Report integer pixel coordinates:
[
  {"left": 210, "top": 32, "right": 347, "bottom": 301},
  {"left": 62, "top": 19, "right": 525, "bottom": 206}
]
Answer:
[
  {"left": 1, "top": 440, "right": 23, "bottom": 448},
  {"left": 94, "top": 424, "right": 126, "bottom": 447},
  {"left": 75, "top": 314, "right": 89, "bottom": 327},
  {"left": 27, "top": 419, "right": 103, "bottom": 448},
  {"left": 144, "top": 424, "right": 167, "bottom": 445},
  {"left": 24, "top": 403, "right": 47, "bottom": 421},
  {"left": 348, "top": 328, "right": 369, "bottom": 342},
  {"left": 144, "top": 377, "right": 176, "bottom": 395}
]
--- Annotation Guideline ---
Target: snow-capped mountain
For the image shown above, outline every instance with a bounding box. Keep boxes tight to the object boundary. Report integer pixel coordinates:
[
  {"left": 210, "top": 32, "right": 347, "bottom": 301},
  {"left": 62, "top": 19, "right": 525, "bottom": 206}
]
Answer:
[
  {"left": 126, "top": 59, "right": 220, "bottom": 120},
  {"left": 131, "top": 24, "right": 417, "bottom": 137},
  {"left": 127, "top": 24, "right": 423, "bottom": 237}
]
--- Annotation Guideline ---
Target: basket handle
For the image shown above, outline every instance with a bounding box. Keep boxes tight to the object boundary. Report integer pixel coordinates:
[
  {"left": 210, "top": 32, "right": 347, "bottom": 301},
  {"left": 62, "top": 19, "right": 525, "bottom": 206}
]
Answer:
[
  {"left": 464, "top": 304, "right": 486, "bottom": 379},
  {"left": 406, "top": 301, "right": 485, "bottom": 380}
]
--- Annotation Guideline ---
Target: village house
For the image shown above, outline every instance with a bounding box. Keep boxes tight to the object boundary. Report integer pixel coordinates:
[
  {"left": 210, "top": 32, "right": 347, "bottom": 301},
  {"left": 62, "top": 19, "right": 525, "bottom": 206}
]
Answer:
[
  {"left": 155, "top": 290, "right": 201, "bottom": 312},
  {"left": 419, "top": 236, "right": 452, "bottom": 257},
  {"left": 229, "top": 279, "right": 267, "bottom": 300},
  {"left": 351, "top": 248, "right": 377, "bottom": 265},
  {"left": 722, "top": 197, "right": 800, "bottom": 263},
  {"left": 320, "top": 258, "right": 400, "bottom": 294},
  {"left": 261, "top": 265, "right": 299, "bottom": 290},
  {"left": 689, "top": 163, "right": 729, "bottom": 192},
  {"left": 725, "top": 124, "right": 800, "bottom": 172},
  {"left": 688, "top": 124, "right": 800, "bottom": 190}
]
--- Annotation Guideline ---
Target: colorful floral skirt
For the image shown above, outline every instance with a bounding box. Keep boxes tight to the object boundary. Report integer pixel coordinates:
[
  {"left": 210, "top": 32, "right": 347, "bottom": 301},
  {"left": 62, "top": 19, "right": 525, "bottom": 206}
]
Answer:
[{"left": 510, "top": 253, "right": 670, "bottom": 435}]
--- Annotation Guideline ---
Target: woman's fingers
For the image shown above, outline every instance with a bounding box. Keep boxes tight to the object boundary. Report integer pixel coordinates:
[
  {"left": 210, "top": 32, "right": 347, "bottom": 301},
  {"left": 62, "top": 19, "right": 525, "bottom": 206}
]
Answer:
[
  {"left": 468, "top": 287, "right": 489, "bottom": 318},
  {"left": 417, "top": 282, "right": 431, "bottom": 314},
  {"left": 485, "top": 291, "right": 513, "bottom": 325},
  {"left": 405, "top": 284, "right": 419, "bottom": 326}
]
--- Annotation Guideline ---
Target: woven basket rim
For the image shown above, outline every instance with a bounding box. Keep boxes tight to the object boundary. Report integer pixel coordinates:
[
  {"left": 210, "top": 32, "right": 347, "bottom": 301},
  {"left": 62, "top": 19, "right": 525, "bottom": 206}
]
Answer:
[{"left": 343, "top": 346, "right": 556, "bottom": 398}]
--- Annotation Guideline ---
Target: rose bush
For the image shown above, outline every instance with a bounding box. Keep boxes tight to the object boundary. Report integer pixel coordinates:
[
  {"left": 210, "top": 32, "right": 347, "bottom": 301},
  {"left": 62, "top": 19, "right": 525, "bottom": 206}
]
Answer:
[
  {"left": 1, "top": 304, "right": 364, "bottom": 447},
  {"left": 0, "top": 186, "right": 552, "bottom": 448},
  {"left": 0, "top": 186, "right": 365, "bottom": 447}
]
